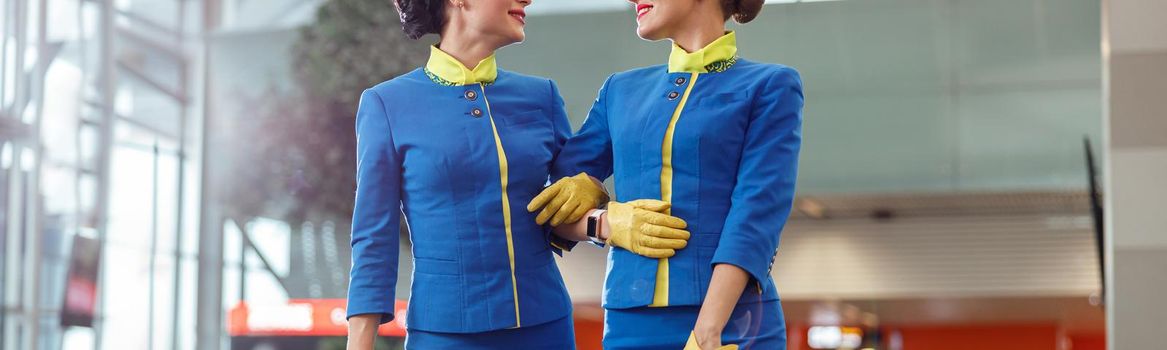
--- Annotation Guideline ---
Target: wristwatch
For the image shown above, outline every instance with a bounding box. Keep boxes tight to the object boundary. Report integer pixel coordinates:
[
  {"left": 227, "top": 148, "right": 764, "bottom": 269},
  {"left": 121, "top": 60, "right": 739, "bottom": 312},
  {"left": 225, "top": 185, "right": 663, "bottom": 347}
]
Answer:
[{"left": 586, "top": 209, "right": 607, "bottom": 247}]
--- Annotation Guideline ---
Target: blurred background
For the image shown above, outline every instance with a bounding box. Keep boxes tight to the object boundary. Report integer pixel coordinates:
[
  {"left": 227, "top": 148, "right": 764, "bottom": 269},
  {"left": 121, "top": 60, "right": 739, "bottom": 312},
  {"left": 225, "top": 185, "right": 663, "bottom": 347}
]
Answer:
[{"left": 2, "top": 0, "right": 1165, "bottom": 349}]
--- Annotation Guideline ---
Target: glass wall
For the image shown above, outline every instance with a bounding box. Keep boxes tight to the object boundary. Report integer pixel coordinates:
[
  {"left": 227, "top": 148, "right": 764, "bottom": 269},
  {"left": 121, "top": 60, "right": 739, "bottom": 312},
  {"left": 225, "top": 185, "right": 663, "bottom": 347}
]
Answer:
[{"left": 2, "top": 0, "right": 201, "bottom": 349}]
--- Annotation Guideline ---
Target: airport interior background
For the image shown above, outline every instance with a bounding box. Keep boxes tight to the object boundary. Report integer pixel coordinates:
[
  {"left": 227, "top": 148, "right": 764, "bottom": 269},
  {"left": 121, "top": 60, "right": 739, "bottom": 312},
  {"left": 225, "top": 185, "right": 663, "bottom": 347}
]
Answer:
[{"left": 2, "top": 0, "right": 1166, "bottom": 349}]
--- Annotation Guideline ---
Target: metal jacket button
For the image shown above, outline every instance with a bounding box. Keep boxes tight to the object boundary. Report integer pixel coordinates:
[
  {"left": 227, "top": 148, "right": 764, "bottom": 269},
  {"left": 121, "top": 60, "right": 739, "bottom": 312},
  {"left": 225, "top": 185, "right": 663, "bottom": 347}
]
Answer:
[
  {"left": 674, "top": 77, "right": 686, "bottom": 85},
  {"left": 471, "top": 108, "right": 483, "bottom": 117},
  {"left": 668, "top": 91, "right": 680, "bottom": 100},
  {"left": 465, "top": 90, "right": 477, "bottom": 101}
]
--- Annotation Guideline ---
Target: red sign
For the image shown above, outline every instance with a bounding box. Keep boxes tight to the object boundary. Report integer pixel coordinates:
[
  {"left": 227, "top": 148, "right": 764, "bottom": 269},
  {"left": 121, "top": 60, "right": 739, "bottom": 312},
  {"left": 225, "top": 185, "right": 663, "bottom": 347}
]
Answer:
[
  {"left": 61, "top": 235, "right": 101, "bottom": 328},
  {"left": 228, "top": 299, "right": 407, "bottom": 337}
]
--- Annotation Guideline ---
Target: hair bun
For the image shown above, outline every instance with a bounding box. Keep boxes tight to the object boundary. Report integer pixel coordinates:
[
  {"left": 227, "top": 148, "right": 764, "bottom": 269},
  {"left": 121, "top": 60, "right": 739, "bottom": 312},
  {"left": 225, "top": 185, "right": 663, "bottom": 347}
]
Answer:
[
  {"left": 394, "top": 0, "right": 444, "bottom": 40},
  {"left": 731, "top": 0, "right": 764, "bottom": 24}
]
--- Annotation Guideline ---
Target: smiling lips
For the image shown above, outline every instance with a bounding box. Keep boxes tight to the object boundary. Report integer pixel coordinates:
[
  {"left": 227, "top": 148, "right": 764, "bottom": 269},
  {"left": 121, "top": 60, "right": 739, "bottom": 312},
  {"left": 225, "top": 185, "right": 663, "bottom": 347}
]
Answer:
[
  {"left": 636, "top": 3, "right": 653, "bottom": 21},
  {"left": 508, "top": 9, "right": 526, "bottom": 25}
]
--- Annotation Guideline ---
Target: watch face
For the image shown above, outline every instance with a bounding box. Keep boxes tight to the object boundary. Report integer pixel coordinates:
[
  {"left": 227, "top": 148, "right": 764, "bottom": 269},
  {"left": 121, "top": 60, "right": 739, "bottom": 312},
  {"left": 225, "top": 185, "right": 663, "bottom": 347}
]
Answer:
[{"left": 587, "top": 216, "right": 598, "bottom": 238}]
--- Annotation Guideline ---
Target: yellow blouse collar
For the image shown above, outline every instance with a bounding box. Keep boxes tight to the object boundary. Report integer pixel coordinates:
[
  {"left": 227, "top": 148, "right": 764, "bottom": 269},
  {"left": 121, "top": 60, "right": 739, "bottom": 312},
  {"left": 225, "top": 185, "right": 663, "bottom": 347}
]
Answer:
[
  {"left": 668, "top": 31, "right": 739, "bottom": 73},
  {"left": 425, "top": 45, "right": 498, "bottom": 85}
]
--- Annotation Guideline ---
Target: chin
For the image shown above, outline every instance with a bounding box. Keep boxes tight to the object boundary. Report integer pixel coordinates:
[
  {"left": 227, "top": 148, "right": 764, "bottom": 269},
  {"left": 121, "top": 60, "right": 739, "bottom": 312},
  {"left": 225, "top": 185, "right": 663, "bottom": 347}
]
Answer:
[
  {"left": 494, "top": 30, "right": 524, "bottom": 47},
  {"left": 636, "top": 25, "right": 665, "bottom": 41},
  {"left": 509, "top": 30, "right": 525, "bottom": 44}
]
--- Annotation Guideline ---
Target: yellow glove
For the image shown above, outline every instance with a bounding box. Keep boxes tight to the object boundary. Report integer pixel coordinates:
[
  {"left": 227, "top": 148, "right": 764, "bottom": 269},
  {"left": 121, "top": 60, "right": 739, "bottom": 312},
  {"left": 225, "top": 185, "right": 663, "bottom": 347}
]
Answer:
[
  {"left": 684, "top": 331, "right": 738, "bottom": 350},
  {"left": 605, "top": 200, "right": 690, "bottom": 258},
  {"left": 527, "top": 172, "right": 610, "bottom": 226}
]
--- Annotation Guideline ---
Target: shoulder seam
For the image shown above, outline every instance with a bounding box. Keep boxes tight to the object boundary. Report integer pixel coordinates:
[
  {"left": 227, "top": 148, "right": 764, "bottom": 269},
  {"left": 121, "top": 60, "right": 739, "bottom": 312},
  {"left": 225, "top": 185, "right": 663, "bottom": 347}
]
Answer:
[{"left": 365, "top": 88, "right": 400, "bottom": 153}]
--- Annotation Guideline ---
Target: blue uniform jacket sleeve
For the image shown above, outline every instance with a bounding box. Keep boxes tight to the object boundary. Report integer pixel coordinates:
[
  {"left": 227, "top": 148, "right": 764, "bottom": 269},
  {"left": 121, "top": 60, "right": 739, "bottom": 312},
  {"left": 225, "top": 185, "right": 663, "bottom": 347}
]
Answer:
[
  {"left": 710, "top": 68, "right": 804, "bottom": 294},
  {"left": 551, "top": 75, "right": 615, "bottom": 182},
  {"left": 346, "top": 89, "right": 402, "bottom": 324},
  {"left": 546, "top": 79, "right": 579, "bottom": 254}
]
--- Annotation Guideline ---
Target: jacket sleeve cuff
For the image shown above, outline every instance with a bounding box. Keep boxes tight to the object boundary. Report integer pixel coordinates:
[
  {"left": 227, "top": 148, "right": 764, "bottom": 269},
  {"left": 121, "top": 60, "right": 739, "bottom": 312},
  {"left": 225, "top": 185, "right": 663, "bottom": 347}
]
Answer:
[
  {"left": 546, "top": 224, "right": 578, "bottom": 256},
  {"left": 710, "top": 242, "right": 775, "bottom": 294},
  {"left": 345, "top": 296, "right": 397, "bottom": 324}
]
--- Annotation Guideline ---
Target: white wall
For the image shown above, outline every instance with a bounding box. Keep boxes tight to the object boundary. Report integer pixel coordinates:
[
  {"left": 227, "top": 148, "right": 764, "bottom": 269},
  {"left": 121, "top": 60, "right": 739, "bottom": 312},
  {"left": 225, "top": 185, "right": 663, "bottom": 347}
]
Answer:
[{"left": 1104, "top": 0, "right": 1167, "bottom": 348}]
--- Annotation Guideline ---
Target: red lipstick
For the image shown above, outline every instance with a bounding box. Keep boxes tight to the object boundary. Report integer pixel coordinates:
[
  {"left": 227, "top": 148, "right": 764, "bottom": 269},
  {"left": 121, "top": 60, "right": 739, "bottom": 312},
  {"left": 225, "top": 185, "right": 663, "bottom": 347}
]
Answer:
[
  {"left": 636, "top": 3, "right": 653, "bottom": 21},
  {"left": 508, "top": 9, "right": 527, "bottom": 25}
]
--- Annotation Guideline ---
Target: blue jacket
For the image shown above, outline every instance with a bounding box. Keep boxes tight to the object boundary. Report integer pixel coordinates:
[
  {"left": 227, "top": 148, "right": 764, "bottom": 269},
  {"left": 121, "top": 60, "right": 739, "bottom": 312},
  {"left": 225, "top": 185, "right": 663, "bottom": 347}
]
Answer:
[
  {"left": 553, "top": 32, "right": 804, "bottom": 309},
  {"left": 347, "top": 47, "right": 575, "bottom": 333}
]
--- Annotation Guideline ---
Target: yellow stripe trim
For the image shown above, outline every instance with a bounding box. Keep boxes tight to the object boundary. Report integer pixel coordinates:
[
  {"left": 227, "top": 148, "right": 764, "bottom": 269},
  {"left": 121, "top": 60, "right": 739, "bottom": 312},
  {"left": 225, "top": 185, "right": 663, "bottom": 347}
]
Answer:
[
  {"left": 651, "top": 258, "right": 669, "bottom": 307},
  {"left": 652, "top": 72, "right": 700, "bottom": 307},
  {"left": 482, "top": 83, "right": 522, "bottom": 327}
]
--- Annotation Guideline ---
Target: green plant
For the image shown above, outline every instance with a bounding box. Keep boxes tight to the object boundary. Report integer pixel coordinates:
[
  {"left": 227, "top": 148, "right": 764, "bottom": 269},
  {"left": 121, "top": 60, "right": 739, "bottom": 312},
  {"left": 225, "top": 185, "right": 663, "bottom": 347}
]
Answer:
[{"left": 225, "top": 0, "right": 428, "bottom": 224}]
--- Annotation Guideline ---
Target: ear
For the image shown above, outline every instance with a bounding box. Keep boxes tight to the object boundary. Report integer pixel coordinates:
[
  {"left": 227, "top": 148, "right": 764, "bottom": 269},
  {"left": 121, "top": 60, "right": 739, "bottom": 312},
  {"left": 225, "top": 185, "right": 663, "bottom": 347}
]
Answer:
[{"left": 442, "top": 0, "right": 464, "bottom": 24}]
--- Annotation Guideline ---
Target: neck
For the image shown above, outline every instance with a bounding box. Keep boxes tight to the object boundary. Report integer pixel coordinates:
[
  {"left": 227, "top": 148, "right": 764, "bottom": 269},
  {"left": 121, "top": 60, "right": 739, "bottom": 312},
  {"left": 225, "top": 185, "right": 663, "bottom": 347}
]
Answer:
[
  {"left": 438, "top": 25, "right": 500, "bottom": 69},
  {"left": 670, "top": 13, "right": 726, "bottom": 53}
]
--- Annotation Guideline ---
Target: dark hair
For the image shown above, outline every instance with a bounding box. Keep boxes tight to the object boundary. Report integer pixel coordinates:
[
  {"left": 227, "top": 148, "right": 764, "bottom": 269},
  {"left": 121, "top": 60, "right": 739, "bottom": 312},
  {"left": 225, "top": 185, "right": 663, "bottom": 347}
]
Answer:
[
  {"left": 393, "top": 0, "right": 446, "bottom": 40},
  {"left": 722, "top": 0, "right": 764, "bottom": 24}
]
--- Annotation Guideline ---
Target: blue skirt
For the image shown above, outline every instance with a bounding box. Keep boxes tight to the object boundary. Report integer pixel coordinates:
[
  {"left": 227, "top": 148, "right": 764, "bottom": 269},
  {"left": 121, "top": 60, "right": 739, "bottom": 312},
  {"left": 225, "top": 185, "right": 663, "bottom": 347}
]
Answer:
[
  {"left": 405, "top": 316, "right": 577, "bottom": 350},
  {"left": 603, "top": 300, "right": 785, "bottom": 350}
]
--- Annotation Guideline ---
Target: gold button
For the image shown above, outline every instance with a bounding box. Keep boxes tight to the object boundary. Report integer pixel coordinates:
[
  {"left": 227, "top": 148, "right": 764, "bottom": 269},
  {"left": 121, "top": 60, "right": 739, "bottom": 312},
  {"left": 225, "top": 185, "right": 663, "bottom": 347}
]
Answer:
[
  {"left": 471, "top": 108, "right": 483, "bottom": 117},
  {"left": 674, "top": 77, "right": 686, "bottom": 85},
  {"left": 465, "top": 90, "right": 477, "bottom": 101},
  {"left": 668, "top": 91, "right": 680, "bottom": 100}
]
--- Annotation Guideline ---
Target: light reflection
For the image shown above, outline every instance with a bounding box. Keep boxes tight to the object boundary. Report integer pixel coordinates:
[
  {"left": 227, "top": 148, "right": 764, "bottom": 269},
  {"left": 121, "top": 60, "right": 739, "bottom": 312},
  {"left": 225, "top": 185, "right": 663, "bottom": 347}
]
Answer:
[{"left": 1, "top": 141, "right": 11, "bottom": 169}]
